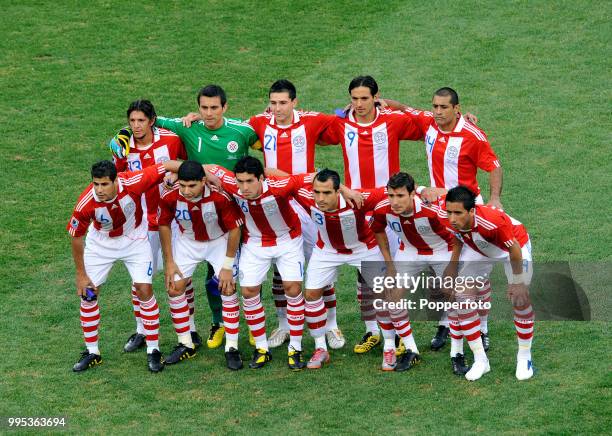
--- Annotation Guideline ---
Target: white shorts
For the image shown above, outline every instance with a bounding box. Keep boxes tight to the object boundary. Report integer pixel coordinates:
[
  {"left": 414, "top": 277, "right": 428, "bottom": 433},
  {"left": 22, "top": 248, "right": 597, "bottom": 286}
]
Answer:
[
  {"left": 305, "top": 246, "right": 383, "bottom": 290},
  {"left": 394, "top": 247, "right": 452, "bottom": 277},
  {"left": 148, "top": 230, "right": 163, "bottom": 274},
  {"left": 84, "top": 231, "right": 153, "bottom": 287},
  {"left": 458, "top": 240, "right": 533, "bottom": 286},
  {"left": 239, "top": 236, "right": 305, "bottom": 287},
  {"left": 291, "top": 199, "right": 316, "bottom": 261},
  {"left": 173, "top": 233, "right": 233, "bottom": 280}
]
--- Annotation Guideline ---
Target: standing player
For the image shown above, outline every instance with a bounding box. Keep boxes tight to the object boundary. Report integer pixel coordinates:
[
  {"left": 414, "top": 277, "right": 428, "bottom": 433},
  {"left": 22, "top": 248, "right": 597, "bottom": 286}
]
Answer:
[
  {"left": 205, "top": 157, "right": 307, "bottom": 370},
  {"left": 154, "top": 84, "right": 261, "bottom": 350},
  {"left": 289, "top": 169, "right": 389, "bottom": 369},
  {"left": 157, "top": 161, "right": 243, "bottom": 369},
  {"left": 386, "top": 87, "right": 502, "bottom": 351},
  {"left": 442, "top": 186, "right": 534, "bottom": 381},
  {"left": 319, "top": 75, "right": 424, "bottom": 353},
  {"left": 108, "top": 100, "right": 188, "bottom": 353},
  {"left": 68, "top": 159, "right": 182, "bottom": 373},
  {"left": 370, "top": 172, "right": 452, "bottom": 370}
]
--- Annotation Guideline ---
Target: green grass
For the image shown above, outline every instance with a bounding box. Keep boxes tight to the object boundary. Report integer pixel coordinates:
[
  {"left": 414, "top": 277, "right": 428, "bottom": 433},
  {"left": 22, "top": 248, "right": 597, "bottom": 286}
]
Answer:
[{"left": 1, "top": 0, "right": 610, "bottom": 434}]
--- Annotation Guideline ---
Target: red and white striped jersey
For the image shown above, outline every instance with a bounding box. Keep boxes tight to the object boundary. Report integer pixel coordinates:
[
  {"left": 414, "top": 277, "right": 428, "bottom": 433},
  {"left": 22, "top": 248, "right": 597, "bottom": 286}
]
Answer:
[
  {"left": 68, "top": 164, "right": 167, "bottom": 238},
  {"left": 158, "top": 184, "right": 243, "bottom": 242},
  {"left": 249, "top": 110, "right": 335, "bottom": 174},
  {"left": 371, "top": 195, "right": 453, "bottom": 255},
  {"left": 113, "top": 127, "right": 186, "bottom": 231},
  {"left": 320, "top": 107, "right": 423, "bottom": 189},
  {"left": 439, "top": 203, "right": 529, "bottom": 259},
  {"left": 208, "top": 165, "right": 304, "bottom": 247},
  {"left": 402, "top": 108, "right": 501, "bottom": 195},
  {"left": 293, "top": 185, "right": 387, "bottom": 255}
]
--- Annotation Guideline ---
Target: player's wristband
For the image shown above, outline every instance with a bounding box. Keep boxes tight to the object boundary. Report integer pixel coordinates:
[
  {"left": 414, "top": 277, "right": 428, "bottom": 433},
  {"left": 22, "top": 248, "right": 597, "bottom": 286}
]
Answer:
[
  {"left": 510, "top": 272, "right": 525, "bottom": 285},
  {"left": 416, "top": 186, "right": 425, "bottom": 195},
  {"left": 222, "top": 256, "right": 235, "bottom": 270}
]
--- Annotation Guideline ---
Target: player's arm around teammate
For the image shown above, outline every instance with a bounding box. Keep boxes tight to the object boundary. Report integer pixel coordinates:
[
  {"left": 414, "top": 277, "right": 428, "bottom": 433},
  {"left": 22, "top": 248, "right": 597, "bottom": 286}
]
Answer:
[{"left": 158, "top": 161, "right": 243, "bottom": 369}]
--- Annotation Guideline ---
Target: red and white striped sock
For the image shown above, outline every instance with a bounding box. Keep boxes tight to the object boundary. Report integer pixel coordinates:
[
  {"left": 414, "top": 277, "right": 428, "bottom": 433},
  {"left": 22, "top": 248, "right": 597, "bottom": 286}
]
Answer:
[
  {"left": 287, "top": 293, "right": 305, "bottom": 351},
  {"left": 242, "top": 294, "right": 268, "bottom": 350},
  {"left": 477, "top": 281, "right": 492, "bottom": 333},
  {"left": 376, "top": 311, "right": 396, "bottom": 351},
  {"left": 513, "top": 303, "right": 534, "bottom": 360},
  {"left": 458, "top": 307, "right": 486, "bottom": 362},
  {"left": 185, "top": 279, "right": 196, "bottom": 332},
  {"left": 131, "top": 285, "right": 145, "bottom": 335},
  {"left": 272, "top": 271, "right": 289, "bottom": 330},
  {"left": 80, "top": 299, "right": 100, "bottom": 355},
  {"left": 390, "top": 308, "right": 418, "bottom": 353},
  {"left": 357, "top": 281, "right": 379, "bottom": 334},
  {"left": 448, "top": 310, "right": 464, "bottom": 357},
  {"left": 222, "top": 294, "right": 240, "bottom": 351},
  {"left": 323, "top": 285, "right": 338, "bottom": 330},
  {"left": 168, "top": 293, "right": 192, "bottom": 347},
  {"left": 140, "top": 296, "right": 160, "bottom": 353},
  {"left": 305, "top": 297, "right": 327, "bottom": 350}
]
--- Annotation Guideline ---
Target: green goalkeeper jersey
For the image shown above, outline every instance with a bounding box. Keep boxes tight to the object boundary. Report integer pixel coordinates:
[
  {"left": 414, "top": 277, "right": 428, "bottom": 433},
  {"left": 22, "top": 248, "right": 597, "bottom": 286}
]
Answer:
[{"left": 156, "top": 116, "right": 261, "bottom": 169}]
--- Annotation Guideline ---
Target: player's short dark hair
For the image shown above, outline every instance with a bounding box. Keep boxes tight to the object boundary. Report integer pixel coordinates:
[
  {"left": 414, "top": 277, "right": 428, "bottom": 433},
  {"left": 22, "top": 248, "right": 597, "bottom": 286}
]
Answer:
[
  {"left": 269, "top": 79, "right": 296, "bottom": 100},
  {"left": 197, "top": 84, "right": 227, "bottom": 106},
  {"left": 234, "top": 156, "right": 264, "bottom": 179},
  {"left": 446, "top": 186, "right": 476, "bottom": 210},
  {"left": 349, "top": 75, "right": 379, "bottom": 96},
  {"left": 434, "top": 87, "right": 459, "bottom": 105},
  {"left": 314, "top": 168, "right": 340, "bottom": 190},
  {"left": 127, "top": 99, "right": 157, "bottom": 121},
  {"left": 91, "top": 160, "right": 117, "bottom": 181},
  {"left": 387, "top": 172, "right": 415, "bottom": 193},
  {"left": 178, "top": 161, "right": 205, "bottom": 181}
]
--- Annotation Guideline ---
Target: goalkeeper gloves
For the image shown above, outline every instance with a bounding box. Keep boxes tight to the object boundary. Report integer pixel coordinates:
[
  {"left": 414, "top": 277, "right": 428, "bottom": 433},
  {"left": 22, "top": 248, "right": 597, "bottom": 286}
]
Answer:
[{"left": 108, "top": 127, "right": 132, "bottom": 159}]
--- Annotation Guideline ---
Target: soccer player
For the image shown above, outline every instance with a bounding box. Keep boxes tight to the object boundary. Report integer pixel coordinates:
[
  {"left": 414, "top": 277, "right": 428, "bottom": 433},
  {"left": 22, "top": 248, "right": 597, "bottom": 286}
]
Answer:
[
  {"left": 205, "top": 156, "right": 308, "bottom": 370},
  {"left": 108, "top": 100, "right": 188, "bottom": 353},
  {"left": 290, "top": 169, "right": 388, "bottom": 369},
  {"left": 387, "top": 87, "right": 502, "bottom": 351},
  {"left": 157, "top": 161, "right": 243, "bottom": 369},
  {"left": 154, "top": 84, "right": 262, "bottom": 350},
  {"left": 68, "top": 159, "right": 182, "bottom": 373},
  {"left": 319, "top": 75, "right": 424, "bottom": 353},
  {"left": 442, "top": 186, "right": 534, "bottom": 381},
  {"left": 370, "top": 172, "right": 452, "bottom": 371}
]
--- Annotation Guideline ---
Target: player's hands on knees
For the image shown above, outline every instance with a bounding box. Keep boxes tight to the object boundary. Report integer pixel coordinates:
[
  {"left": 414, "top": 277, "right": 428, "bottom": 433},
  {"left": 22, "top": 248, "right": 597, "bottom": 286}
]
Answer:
[
  {"left": 76, "top": 273, "right": 95, "bottom": 297},
  {"left": 218, "top": 268, "right": 235, "bottom": 295},
  {"left": 507, "top": 283, "right": 530, "bottom": 307},
  {"left": 181, "top": 112, "right": 201, "bottom": 128},
  {"left": 165, "top": 261, "right": 183, "bottom": 292}
]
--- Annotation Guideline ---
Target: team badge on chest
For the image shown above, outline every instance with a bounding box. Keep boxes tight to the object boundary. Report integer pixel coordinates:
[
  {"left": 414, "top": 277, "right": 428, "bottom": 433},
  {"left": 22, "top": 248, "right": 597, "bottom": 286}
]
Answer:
[{"left": 340, "top": 215, "right": 356, "bottom": 230}]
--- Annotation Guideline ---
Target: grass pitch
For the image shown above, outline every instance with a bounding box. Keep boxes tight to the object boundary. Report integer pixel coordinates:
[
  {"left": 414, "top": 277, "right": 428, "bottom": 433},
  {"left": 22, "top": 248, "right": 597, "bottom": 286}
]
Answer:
[{"left": 1, "top": 1, "right": 610, "bottom": 434}]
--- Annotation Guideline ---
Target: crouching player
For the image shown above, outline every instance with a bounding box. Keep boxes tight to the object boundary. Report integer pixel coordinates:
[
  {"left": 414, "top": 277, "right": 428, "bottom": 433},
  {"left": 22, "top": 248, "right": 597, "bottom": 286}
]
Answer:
[
  {"left": 443, "top": 186, "right": 534, "bottom": 381},
  {"left": 206, "top": 157, "right": 307, "bottom": 370},
  {"left": 291, "top": 169, "right": 388, "bottom": 369},
  {"left": 68, "top": 159, "right": 182, "bottom": 373},
  {"left": 370, "top": 172, "right": 452, "bottom": 371},
  {"left": 158, "top": 161, "right": 242, "bottom": 369}
]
